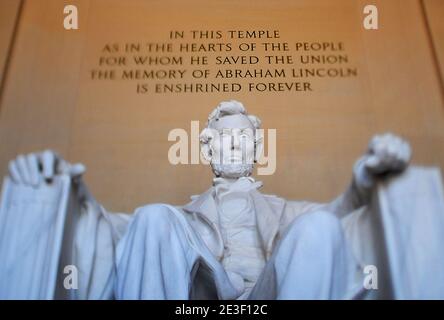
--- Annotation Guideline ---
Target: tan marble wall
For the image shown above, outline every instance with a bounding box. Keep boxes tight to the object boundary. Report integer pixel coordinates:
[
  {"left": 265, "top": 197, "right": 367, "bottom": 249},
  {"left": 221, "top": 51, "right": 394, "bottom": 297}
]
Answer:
[{"left": 0, "top": 0, "right": 443, "bottom": 213}]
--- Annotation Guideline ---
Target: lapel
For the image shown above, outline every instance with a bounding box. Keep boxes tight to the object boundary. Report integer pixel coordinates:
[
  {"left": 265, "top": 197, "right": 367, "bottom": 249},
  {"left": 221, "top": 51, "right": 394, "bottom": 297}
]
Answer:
[
  {"left": 183, "top": 188, "right": 219, "bottom": 225},
  {"left": 182, "top": 188, "right": 224, "bottom": 258}
]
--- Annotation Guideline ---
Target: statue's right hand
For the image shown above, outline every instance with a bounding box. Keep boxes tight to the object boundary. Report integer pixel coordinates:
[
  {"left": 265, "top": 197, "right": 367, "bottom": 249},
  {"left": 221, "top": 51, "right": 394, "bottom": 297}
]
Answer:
[{"left": 8, "top": 150, "right": 85, "bottom": 186}]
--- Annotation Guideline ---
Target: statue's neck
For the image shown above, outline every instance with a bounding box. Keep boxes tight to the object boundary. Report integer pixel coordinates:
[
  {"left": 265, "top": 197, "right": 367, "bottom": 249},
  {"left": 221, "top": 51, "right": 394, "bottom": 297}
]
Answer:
[
  {"left": 212, "top": 176, "right": 255, "bottom": 187},
  {"left": 212, "top": 176, "right": 239, "bottom": 186}
]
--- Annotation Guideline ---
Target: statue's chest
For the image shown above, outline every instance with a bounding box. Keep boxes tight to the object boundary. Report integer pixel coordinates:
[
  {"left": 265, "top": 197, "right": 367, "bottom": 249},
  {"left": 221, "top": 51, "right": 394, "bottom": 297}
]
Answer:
[
  {"left": 217, "top": 192, "right": 258, "bottom": 243},
  {"left": 216, "top": 193, "right": 266, "bottom": 282}
]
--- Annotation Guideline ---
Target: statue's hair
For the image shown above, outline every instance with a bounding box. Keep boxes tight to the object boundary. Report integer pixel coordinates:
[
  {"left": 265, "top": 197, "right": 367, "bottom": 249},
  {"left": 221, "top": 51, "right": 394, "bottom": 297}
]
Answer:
[{"left": 206, "top": 100, "right": 261, "bottom": 130}]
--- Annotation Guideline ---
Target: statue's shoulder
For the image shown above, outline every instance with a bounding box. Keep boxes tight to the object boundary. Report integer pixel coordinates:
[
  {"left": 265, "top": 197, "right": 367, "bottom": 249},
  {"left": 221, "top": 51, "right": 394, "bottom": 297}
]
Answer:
[
  {"left": 255, "top": 191, "right": 287, "bottom": 209},
  {"left": 258, "top": 191, "right": 316, "bottom": 213},
  {"left": 261, "top": 192, "right": 285, "bottom": 202}
]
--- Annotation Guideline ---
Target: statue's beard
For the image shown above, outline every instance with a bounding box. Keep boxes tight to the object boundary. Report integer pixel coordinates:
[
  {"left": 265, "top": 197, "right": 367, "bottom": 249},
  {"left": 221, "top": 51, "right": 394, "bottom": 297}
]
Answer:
[{"left": 211, "top": 163, "right": 254, "bottom": 179}]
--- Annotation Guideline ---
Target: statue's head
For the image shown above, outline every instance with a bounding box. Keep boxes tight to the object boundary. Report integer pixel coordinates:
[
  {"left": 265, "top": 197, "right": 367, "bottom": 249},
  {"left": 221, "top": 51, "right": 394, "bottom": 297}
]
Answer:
[{"left": 200, "top": 100, "right": 263, "bottom": 179}]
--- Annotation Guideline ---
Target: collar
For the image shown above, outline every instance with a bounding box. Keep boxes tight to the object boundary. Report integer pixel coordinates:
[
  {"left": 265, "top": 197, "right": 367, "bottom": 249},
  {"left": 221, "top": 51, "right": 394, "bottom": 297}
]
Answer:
[
  {"left": 212, "top": 176, "right": 263, "bottom": 200},
  {"left": 212, "top": 176, "right": 256, "bottom": 186}
]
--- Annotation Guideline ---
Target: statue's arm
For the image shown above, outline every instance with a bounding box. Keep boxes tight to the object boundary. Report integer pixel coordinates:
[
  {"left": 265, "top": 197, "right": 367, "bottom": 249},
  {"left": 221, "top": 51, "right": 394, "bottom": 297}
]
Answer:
[
  {"left": 315, "top": 133, "right": 412, "bottom": 219},
  {"left": 70, "top": 180, "right": 131, "bottom": 299}
]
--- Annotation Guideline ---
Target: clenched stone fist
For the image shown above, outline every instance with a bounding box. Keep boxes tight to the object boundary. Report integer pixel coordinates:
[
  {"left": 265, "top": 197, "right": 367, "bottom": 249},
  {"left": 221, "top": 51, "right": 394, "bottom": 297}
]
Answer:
[{"left": 354, "top": 133, "right": 412, "bottom": 190}]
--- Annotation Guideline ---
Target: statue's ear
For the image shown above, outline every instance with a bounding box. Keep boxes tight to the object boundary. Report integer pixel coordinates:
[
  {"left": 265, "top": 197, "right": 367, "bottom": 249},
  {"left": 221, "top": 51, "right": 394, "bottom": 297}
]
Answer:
[
  {"left": 200, "top": 128, "right": 214, "bottom": 164},
  {"left": 255, "top": 129, "right": 264, "bottom": 163},
  {"left": 201, "top": 143, "right": 212, "bottom": 163}
]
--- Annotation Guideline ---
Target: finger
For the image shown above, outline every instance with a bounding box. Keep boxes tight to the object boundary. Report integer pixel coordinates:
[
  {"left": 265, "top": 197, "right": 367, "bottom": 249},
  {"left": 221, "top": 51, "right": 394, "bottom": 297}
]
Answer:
[
  {"left": 8, "top": 160, "right": 21, "bottom": 183},
  {"left": 56, "top": 159, "right": 70, "bottom": 175},
  {"left": 387, "top": 142, "right": 402, "bottom": 162},
  {"left": 373, "top": 140, "right": 390, "bottom": 161},
  {"left": 365, "top": 155, "right": 381, "bottom": 170},
  {"left": 385, "top": 142, "right": 398, "bottom": 159},
  {"left": 387, "top": 141, "right": 410, "bottom": 171},
  {"left": 16, "top": 155, "right": 31, "bottom": 185},
  {"left": 41, "top": 150, "right": 56, "bottom": 182},
  {"left": 26, "top": 153, "right": 40, "bottom": 186},
  {"left": 385, "top": 135, "right": 405, "bottom": 158},
  {"left": 391, "top": 142, "right": 408, "bottom": 163},
  {"left": 69, "top": 163, "right": 86, "bottom": 177}
]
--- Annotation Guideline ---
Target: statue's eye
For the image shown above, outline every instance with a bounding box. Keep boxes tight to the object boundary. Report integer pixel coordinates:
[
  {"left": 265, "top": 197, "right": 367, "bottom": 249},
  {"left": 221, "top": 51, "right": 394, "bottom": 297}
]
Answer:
[
  {"left": 240, "top": 130, "right": 253, "bottom": 140},
  {"left": 220, "top": 129, "right": 232, "bottom": 137}
]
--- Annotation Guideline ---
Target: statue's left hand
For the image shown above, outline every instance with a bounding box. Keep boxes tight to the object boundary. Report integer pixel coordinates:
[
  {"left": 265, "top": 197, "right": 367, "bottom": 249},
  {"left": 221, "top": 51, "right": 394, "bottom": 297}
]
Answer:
[{"left": 354, "top": 133, "right": 412, "bottom": 190}]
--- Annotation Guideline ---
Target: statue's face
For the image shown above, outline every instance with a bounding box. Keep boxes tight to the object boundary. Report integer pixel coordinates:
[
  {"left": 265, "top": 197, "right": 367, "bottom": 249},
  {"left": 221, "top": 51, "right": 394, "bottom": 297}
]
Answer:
[{"left": 207, "top": 114, "right": 256, "bottom": 179}]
